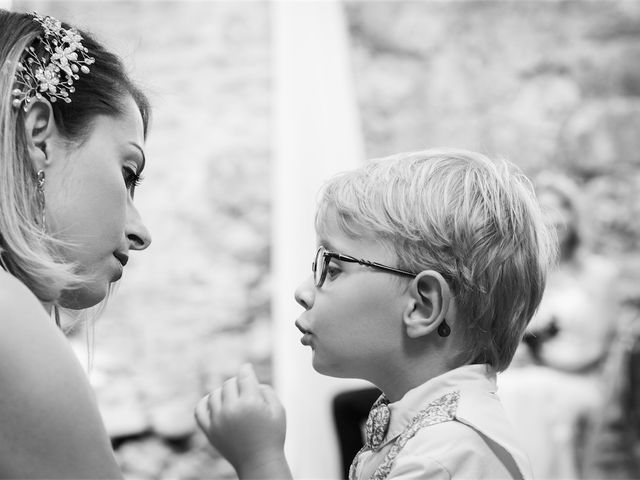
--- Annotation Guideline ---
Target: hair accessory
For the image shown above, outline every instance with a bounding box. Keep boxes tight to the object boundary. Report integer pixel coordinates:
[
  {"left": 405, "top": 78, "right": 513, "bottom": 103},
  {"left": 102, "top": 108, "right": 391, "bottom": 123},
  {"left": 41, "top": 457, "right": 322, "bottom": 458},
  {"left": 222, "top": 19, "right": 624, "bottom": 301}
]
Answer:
[
  {"left": 437, "top": 319, "right": 451, "bottom": 337},
  {"left": 11, "top": 12, "right": 94, "bottom": 110}
]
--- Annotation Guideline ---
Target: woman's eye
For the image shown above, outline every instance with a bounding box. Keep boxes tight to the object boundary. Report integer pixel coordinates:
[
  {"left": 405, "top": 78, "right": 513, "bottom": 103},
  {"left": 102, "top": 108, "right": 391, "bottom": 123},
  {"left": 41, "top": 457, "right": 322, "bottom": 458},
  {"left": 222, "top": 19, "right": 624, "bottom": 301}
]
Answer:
[{"left": 123, "top": 167, "right": 143, "bottom": 195}]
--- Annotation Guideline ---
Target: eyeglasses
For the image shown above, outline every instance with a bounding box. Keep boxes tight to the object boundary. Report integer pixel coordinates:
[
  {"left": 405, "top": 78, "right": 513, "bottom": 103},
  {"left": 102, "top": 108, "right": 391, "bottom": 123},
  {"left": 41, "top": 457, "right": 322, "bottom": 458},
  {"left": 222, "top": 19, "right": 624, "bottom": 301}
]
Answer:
[{"left": 312, "top": 245, "right": 417, "bottom": 288}]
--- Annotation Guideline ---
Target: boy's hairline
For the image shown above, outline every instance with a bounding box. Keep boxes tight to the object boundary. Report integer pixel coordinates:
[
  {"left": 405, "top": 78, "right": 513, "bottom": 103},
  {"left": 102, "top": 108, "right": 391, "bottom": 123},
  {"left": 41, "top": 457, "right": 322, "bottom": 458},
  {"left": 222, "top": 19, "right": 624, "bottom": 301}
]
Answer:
[{"left": 314, "top": 202, "right": 408, "bottom": 271}]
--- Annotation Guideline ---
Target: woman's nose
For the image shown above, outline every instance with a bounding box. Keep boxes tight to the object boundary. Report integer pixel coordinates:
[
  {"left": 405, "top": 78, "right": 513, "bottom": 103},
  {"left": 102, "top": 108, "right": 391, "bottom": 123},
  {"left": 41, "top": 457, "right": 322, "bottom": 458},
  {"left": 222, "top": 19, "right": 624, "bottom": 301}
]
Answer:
[{"left": 126, "top": 203, "right": 152, "bottom": 251}]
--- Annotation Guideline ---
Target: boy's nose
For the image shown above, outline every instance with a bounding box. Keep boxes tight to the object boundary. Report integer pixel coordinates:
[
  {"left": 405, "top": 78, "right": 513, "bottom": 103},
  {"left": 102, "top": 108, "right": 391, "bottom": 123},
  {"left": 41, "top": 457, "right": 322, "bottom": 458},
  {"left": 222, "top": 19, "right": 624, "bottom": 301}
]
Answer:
[{"left": 294, "top": 275, "right": 315, "bottom": 310}]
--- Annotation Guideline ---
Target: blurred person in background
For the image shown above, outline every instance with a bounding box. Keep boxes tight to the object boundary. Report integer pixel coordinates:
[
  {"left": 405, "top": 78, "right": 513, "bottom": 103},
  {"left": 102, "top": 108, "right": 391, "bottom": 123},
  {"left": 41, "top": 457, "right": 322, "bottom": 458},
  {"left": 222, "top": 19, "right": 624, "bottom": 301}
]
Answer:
[
  {"left": 498, "top": 172, "right": 621, "bottom": 479},
  {"left": 0, "top": 9, "right": 151, "bottom": 478}
]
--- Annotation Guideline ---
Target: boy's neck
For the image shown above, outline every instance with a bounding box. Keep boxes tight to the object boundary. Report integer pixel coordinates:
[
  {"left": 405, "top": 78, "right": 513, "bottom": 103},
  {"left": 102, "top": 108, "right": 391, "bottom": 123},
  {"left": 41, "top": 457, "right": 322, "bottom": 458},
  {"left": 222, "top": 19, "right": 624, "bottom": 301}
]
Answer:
[{"left": 374, "top": 355, "right": 452, "bottom": 403}]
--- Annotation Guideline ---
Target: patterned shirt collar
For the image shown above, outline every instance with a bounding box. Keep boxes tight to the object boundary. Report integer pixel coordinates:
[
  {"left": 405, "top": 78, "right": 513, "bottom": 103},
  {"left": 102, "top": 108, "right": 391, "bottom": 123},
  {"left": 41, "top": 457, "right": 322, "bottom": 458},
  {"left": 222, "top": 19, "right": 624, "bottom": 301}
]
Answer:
[{"left": 382, "top": 364, "right": 497, "bottom": 446}]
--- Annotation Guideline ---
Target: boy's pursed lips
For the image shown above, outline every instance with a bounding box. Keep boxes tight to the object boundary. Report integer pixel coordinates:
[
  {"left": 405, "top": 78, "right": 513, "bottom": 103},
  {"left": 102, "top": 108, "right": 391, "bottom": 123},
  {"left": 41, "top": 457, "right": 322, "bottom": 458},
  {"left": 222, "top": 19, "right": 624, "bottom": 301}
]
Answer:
[{"left": 295, "top": 319, "right": 313, "bottom": 346}]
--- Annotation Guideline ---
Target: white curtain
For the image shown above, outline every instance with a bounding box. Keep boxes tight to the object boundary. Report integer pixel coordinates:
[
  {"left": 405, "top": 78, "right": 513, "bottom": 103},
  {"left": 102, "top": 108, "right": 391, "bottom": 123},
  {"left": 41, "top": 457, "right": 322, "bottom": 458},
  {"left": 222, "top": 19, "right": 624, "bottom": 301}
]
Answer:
[{"left": 272, "top": 1, "right": 367, "bottom": 478}]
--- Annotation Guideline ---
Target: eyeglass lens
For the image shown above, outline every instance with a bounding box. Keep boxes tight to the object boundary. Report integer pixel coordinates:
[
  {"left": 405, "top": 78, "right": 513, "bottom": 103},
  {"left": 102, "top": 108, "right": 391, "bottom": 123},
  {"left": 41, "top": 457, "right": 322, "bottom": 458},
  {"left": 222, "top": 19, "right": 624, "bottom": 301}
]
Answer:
[{"left": 313, "top": 247, "right": 326, "bottom": 287}]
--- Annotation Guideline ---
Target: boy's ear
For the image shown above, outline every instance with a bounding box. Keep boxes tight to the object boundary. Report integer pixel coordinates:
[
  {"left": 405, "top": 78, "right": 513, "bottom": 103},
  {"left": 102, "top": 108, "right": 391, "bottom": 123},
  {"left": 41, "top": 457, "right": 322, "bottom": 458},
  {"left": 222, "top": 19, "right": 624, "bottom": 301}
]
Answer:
[
  {"left": 22, "top": 99, "right": 56, "bottom": 171},
  {"left": 403, "top": 270, "right": 451, "bottom": 339}
]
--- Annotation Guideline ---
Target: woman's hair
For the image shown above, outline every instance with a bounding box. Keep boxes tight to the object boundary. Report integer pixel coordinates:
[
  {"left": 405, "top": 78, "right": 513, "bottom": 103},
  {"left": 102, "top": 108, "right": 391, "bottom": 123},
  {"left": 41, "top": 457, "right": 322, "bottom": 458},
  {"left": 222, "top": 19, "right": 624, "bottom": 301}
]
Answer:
[
  {"left": 315, "top": 148, "right": 558, "bottom": 372},
  {"left": 0, "top": 9, "right": 150, "bottom": 304}
]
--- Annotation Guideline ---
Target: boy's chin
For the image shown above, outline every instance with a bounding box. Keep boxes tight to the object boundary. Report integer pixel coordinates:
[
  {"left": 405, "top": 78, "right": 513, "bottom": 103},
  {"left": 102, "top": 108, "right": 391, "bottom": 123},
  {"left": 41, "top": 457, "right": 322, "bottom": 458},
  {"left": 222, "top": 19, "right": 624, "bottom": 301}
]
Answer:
[{"left": 311, "top": 356, "right": 356, "bottom": 379}]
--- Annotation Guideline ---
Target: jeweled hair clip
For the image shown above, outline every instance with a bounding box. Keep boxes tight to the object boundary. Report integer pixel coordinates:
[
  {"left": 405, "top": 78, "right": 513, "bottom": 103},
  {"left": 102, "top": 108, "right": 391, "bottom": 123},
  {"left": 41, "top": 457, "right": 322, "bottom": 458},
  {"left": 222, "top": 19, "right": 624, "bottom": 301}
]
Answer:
[{"left": 11, "top": 12, "right": 95, "bottom": 110}]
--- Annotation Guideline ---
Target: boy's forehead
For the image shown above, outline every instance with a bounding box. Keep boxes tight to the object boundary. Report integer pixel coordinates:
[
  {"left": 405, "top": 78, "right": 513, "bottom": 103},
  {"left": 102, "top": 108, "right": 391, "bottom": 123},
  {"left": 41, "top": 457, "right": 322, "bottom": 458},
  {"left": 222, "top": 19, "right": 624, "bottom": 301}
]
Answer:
[
  {"left": 315, "top": 203, "right": 340, "bottom": 235},
  {"left": 315, "top": 205, "right": 357, "bottom": 241},
  {"left": 316, "top": 221, "right": 395, "bottom": 261},
  {"left": 316, "top": 204, "right": 368, "bottom": 239}
]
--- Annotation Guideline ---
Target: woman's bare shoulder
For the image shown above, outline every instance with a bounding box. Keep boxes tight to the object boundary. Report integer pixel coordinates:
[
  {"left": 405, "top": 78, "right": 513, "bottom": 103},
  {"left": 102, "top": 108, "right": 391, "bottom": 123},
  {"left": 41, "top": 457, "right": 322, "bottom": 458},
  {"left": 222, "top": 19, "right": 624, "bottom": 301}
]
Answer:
[
  {"left": 0, "top": 271, "right": 123, "bottom": 478},
  {"left": 0, "top": 270, "right": 76, "bottom": 389},
  {"left": 0, "top": 269, "right": 51, "bottom": 330},
  {"left": 0, "top": 269, "right": 65, "bottom": 373}
]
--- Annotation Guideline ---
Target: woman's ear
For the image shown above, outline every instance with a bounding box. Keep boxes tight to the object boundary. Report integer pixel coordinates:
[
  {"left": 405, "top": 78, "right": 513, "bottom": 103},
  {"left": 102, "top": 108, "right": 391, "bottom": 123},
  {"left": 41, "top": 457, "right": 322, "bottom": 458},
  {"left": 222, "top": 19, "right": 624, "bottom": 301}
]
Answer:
[
  {"left": 23, "top": 99, "right": 56, "bottom": 171},
  {"left": 403, "top": 270, "right": 451, "bottom": 339}
]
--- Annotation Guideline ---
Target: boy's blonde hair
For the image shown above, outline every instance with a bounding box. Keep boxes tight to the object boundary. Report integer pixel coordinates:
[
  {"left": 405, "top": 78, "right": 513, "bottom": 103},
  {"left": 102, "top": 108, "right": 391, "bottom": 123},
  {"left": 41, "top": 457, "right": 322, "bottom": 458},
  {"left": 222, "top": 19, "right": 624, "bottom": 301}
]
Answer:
[{"left": 316, "top": 148, "right": 557, "bottom": 371}]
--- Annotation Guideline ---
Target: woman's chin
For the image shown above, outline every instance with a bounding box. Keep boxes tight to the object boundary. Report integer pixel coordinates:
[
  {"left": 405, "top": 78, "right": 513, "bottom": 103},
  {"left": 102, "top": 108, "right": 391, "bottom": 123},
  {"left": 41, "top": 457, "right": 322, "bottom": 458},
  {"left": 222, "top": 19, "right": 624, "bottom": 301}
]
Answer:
[{"left": 58, "top": 283, "right": 108, "bottom": 310}]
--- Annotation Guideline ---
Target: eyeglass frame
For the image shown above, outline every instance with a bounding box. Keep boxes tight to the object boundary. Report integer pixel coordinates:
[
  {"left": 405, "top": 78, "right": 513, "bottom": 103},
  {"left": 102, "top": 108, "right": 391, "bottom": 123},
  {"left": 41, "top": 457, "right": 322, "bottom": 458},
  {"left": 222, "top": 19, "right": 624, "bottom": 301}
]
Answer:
[{"left": 312, "top": 245, "right": 417, "bottom": 288}]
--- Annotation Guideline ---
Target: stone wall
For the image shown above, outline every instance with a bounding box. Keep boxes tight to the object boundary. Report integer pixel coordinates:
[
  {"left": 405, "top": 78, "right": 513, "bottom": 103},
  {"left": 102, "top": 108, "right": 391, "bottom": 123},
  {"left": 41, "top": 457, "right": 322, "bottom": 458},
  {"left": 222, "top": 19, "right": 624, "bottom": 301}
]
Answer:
[
  {"left": 12, "top": 1, "right": 640, "bottom": 478},
  {"left": 347, "top": 0, "right": 640, "bottom": 307}
]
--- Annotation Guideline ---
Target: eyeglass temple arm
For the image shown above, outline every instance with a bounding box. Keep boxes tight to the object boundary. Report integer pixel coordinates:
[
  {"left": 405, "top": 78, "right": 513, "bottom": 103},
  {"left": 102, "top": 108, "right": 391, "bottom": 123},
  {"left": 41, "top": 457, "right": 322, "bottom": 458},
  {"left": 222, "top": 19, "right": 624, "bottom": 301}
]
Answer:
[{"left": 335, "top": 254, "right": 416, "bottom": 277}]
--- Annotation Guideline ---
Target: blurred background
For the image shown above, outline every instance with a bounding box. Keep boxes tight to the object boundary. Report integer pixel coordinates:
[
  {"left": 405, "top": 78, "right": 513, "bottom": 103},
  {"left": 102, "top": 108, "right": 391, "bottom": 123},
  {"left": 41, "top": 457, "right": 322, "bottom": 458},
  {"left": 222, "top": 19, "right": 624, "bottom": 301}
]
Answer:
[{"left": 8, "top": 0, "right": 640, "bottom": 479}]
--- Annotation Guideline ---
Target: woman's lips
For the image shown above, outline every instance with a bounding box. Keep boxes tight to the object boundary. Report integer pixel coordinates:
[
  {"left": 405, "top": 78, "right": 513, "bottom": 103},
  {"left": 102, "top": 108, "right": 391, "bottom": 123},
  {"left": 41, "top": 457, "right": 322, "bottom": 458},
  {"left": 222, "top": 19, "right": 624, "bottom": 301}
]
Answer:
[{"left": 113, "top": 251, "right": 129, "bottom": 267}]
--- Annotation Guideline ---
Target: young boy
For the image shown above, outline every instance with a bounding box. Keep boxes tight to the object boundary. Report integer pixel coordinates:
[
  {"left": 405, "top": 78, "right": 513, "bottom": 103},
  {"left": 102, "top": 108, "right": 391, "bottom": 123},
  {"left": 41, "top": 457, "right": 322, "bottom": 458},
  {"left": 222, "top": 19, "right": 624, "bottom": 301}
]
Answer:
[{"left": 195, "top": 148, "right": 556, "bottom": 479}]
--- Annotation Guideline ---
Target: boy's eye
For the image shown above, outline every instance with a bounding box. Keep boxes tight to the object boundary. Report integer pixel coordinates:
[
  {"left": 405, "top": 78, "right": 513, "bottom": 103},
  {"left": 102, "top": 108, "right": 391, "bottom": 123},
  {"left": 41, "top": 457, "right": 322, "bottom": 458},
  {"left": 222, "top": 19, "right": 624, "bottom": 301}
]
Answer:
[{"left": 326, "top": 264, "right": 342, "bottom": 280}]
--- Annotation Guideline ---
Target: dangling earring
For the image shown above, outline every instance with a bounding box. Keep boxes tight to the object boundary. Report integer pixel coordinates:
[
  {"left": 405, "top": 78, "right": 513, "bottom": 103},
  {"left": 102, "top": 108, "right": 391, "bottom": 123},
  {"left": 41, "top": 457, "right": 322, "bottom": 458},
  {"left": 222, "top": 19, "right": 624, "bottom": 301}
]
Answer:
[
  {"left": 437, "top": 319, "right": 451, "bottom": 337},
  {"left": 36, "top": 169, "right": 46, "bottom": 233}
]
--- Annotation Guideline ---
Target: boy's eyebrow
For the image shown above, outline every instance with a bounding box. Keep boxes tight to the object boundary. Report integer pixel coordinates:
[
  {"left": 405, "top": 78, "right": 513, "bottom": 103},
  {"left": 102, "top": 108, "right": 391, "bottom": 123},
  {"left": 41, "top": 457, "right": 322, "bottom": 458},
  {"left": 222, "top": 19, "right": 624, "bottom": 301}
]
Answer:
[
  {"left": 319, "top": 241, "right": 357, "bottom": 262},
  {"left": 318, "top": 238, "right": 337, "bottom": 251}
]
